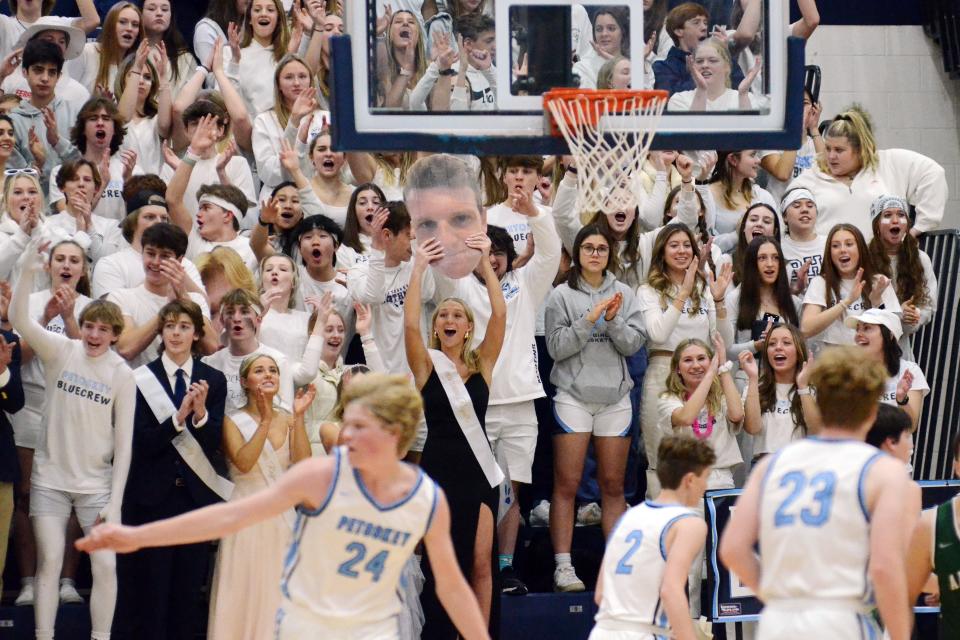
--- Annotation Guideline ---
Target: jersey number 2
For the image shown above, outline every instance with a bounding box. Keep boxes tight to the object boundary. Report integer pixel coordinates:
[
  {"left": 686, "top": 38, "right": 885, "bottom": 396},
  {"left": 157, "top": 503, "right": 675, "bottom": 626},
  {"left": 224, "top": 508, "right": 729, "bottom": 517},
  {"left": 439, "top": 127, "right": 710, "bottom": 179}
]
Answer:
[
  {"left": 615, "top": 531, "right": 644, "bottom": 575},
  {"left": 337, "top": 542, "right": 389, "bottom": 582},
  {"left": 774, "top": 470, "right": 837, "bottom": 528}
]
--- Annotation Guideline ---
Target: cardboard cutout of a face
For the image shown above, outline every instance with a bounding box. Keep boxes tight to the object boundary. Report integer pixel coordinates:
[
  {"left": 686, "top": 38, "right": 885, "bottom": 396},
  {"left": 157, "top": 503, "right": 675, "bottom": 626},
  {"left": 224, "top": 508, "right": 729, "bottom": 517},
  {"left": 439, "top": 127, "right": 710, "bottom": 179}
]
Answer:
[{"left": 406, "top": 187, "right": 485, "bottom": 279}]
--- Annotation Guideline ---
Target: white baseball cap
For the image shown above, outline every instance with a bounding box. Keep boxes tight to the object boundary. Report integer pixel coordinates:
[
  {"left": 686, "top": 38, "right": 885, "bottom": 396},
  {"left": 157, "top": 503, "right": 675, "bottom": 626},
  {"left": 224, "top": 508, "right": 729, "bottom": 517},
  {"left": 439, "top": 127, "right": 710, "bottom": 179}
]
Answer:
[
  {"left": 16, "top": 18, "right": 86, "bottom": 61},
  {"left": 844, "top": 308, "right": 903, "bottom": 340}
]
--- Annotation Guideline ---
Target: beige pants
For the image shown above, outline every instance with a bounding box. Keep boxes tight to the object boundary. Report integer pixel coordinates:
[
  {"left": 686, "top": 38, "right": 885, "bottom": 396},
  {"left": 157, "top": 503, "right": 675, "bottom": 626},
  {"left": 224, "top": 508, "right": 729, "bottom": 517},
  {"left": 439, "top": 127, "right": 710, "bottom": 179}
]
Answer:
[{"left": 640, "top": 356, "right": 672, "bottom": 499}]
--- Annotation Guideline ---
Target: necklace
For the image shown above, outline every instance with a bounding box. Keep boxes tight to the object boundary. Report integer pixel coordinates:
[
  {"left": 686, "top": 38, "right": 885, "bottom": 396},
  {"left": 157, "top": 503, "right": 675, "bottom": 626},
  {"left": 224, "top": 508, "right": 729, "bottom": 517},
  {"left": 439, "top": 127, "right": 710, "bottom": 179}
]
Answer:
[{"left": 688, "top": 401, "right": 714, "bottom": 440}]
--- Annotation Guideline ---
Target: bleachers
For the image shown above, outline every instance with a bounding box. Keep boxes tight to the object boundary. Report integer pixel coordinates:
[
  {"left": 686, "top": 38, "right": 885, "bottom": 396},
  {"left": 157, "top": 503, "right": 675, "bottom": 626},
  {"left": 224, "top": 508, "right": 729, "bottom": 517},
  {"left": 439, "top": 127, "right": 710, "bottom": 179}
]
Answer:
[{"left": 923, "top": 0, "right": 960, "bottom": 78}]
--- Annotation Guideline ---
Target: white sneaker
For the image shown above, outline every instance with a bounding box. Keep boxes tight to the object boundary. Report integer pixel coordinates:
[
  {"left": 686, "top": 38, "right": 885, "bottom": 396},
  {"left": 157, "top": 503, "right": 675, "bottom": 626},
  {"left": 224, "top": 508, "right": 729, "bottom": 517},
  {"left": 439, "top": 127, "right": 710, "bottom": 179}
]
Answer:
[
  {"left": 59, "top": 581, "right": 84, "bottom": 604},
  {"left": 14, "top": 582, "right": 34, "bottom": 606},
  {"left": 576, "top": 502, "right": 602, "bottom": 526},
  {"left": 553, "top": 565, "right": 585, "bottom": 592},
  {"left": 529, "top": 500, "right": 550, "bottom": 527}
]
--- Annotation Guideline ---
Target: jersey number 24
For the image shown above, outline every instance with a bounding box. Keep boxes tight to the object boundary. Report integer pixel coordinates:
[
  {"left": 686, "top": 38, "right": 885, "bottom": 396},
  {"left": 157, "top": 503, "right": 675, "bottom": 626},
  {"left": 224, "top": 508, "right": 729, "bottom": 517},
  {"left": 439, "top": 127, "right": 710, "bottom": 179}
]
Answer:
[
  {"left": 337, "top": 542, "right": 389, "bottom": 582},
  {"left": 773, "top": 470, "right": 837, "bottom": 528}
]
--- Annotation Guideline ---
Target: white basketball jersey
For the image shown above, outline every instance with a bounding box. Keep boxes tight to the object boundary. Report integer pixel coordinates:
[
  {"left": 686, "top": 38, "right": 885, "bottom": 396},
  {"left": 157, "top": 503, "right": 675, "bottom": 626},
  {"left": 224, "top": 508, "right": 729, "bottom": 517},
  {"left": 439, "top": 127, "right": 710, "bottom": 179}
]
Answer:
[
  {"left": 758, "top": 438, "right": 884, "bottom": 605},
  {"left": 594, "top": 501, "right": 698, "bottom": 630},
  {"left": 277, "top": 447, "right": 438, "bottom": 631}
]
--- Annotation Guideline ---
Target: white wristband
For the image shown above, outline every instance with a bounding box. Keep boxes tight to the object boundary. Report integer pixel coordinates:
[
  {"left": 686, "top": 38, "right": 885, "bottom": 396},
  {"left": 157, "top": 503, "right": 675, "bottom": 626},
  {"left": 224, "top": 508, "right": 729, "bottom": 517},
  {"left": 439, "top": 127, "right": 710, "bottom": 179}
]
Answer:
[
  {"left": 717, "top": 361, "right": 734, "bottom": 374},
  {"left": 796, "top": 387, "right": 812, "bottom": 396}
]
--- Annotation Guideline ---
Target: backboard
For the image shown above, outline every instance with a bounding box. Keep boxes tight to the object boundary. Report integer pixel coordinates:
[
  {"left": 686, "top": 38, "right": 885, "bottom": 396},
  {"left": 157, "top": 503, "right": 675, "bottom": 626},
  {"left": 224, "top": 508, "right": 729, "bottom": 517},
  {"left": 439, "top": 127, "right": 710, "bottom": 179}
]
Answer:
[{"left": 331, "top": 0, "right": 805, "bottom": 155}]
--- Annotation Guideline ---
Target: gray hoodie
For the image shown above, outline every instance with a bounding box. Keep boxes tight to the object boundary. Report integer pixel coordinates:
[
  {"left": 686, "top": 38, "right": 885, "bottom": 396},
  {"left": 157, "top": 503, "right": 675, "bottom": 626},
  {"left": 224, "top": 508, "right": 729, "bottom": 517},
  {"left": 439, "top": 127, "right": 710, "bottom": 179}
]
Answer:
[
  {"left": 545, "top": 272, "right": 646, "bottom": 405},
  {"left": 9, "top": 96, "right": 81, "bottom": 187}
]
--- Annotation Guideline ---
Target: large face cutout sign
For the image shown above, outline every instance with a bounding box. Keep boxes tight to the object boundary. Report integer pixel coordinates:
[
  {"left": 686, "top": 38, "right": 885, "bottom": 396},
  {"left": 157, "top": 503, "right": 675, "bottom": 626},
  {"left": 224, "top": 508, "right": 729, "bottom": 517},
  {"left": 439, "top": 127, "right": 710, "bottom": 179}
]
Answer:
[{"left": 405, "top": 156, "right": 486, "bottom": 279}]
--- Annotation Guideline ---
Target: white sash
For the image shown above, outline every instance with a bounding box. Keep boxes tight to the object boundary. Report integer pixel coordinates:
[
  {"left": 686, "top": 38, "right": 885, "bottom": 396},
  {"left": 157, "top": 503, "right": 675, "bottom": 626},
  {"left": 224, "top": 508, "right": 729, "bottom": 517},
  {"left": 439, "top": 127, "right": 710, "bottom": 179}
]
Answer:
[
  {"left": 133, "top": 365, "right": 234, "bottom": 501},
  {"left": 427, "top": 350, "right": 504, "bottom": 488},
  {"left": 230, "top": 411, "right": 297, "bottom": 529}
]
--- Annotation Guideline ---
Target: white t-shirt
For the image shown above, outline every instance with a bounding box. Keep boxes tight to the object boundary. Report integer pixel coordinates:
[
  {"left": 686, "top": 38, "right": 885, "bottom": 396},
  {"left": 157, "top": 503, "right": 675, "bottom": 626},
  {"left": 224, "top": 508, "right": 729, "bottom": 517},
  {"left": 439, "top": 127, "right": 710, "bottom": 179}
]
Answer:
[
  {"left": 802, "top": 275, "right": 902, "bottom": 348},
  {"left": 222, "top": 41, "right": 278, "bottom": 118},
  {"left": 657, "top": 394, "right": 742, "bottom": 469},
  {"left": 667, "top": 88, "right": 761, "bottom": 112},
  {"left": 106, "top": 285, "right": 210, "bottom": 369},
  {"left": 66, "top": 42, "right": 118, "bottom": 94},
  {"left": 186, "top": 229, "right": 258, "bottom": 274},
  {"left": 91, "top": 246, "right": 204, "bottom": 299},
  {"left": 160, "top": 155, "right": 256, "bottom": 224},
  {"left": 259, "top": 307, "right": 311, "bottom": 365},
  {"left": 346, "top": 252, "right": 422, "bottom": 376},
  {"left": 748, "top": 382, "right": 803, "bottom": 457},
  {"left": 121, "top": 116, "right": 163, "bottom": 176},
  {"left": 485, "top": 201, "right": 551, "bottom": 256},
  {"left": 780, "top": 234, "right": 826, "bottom": 291},
  {"left": 880, "top": 359, "right": 929, "bottom": 406},
  {"left": 39, "top": 209, "right": 124, "bottom": 264}
]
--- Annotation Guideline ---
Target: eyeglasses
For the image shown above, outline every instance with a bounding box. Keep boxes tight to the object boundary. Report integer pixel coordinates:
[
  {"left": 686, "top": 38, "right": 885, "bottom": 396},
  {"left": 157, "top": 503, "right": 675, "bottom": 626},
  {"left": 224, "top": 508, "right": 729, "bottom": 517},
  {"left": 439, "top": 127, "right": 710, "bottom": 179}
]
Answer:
[
  {"left": 580, "top": 244, "right": 610, "bottom": 256},
  {"left": 4, "top": 168, "right": 39, "bottom": 177}
]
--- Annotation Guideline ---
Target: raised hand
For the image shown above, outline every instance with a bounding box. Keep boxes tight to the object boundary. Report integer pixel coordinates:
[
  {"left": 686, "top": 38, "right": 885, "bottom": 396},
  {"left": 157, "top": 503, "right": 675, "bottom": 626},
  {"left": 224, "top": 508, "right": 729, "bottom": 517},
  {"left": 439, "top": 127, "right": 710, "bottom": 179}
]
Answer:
[
  {"left": 161, "top": 142, "right": 180, "bottom": 170},
  {"left": 413, "top": 237, "right": 444, "bottom": 272},
  {"left": 216, "top": 139, "right": 237, "bottom": 174},
  {"left": 151, "top": 41, "right": 168, "bottom": 80},
  {"left": 369, "top": 206, "right": 390, "bottom": 250},
  {"left": 739, "top": 55, "right": 762, "bottom": 95},
  {"left": 27, "top": 127, "right": 46, "bottom": 168},
  {"left": 464, "top": 232, "right": 492, "bottom": 258},
  {"left": 72, "top": 195, "right": 93, "bottom": 232},
  {"left": 679, "top": 256, "right": 700, "bottom": 300},
  {"left": 644, "top": 32, "right": 656, "bottom": 59},
  {"left": 708, "top": 261, "right": 733, "bottom": 302},
  {"left": 712, "top": 331, "right": 728, "bottom": 368},
  {"left": 18, "top": 205, "right": 40, "bottom": 236},
  {"left": 292, "top": 0, "right": 314, "bottom": 32},
  {"left": 354, "top": 302, "right": 373, "bottom": 337},
  {"left": 796, "top": 354, "right": 814, "bottom": 389},
  {"left": 870, "top": 274, "right": 891, "bottom": 306},
  {"left": 41, "top": 106, "right": 59, "bottom": 147},
  {"left": 843, "top": 268, "right": 865, "bottom": 307},
  {"left": 159, "top": 258, "right": 188, "bottom": 299},
  {"left": 97, "top": 147, "right": 112, "bottom": 187},
  {"left": 289, "top": 89, "right": 317, "bottom": 128},
  {"left": 132, "top": 39, "right": 150, "bottom": 73},
  {"left": 586, "top": 296, "right": 613, "bottom": 323},
  {"left": 509, "top": 189, "right": 538, "bottom": 217},
  {"left": 0, "top": 281, "right": 11, "bottom": 320},
  {"left": 278, "top": 138, "right": 300, "bottom": 175},
  {"left": 259, "top": 196, "right": 279, "bottom": 227},
  {"left": 0, "top": 47, "right": 22, "bottom": 80},
  {"left": 675, "top": 153, "right": 694, "bottom": 182},
  {"left": 895, "top": 369, "right": 914, "bottom": 404},
  {"left": 738, "top": 350, "right": 758, "bottom": 380},
  {"left": 687, "top": 54, "right": 708, "bottom": 91},
  {"left": 376, "top": 4, "right": 393, "bottom": 37},
  {"left": 255, "top": 385, "right": 274, "bottom": 423},
  {"left": 259, "top": 287, "right": 286, "bottom": 311},
  {"left": 589, "top": 39, "right": 616, "bottom": 61},
  {"left": 209, "top": 36, "right": 224, "bottom": 74},
  {"left": 791, "top": 257, "right": 814, "bottom": 295},
  {"left": 227, "top": 22, "right": 242, "bottom": 62},
  {"left": 305, "top": 290, "right": 333, "bottom": 325},
  {"left": 54, "top": 285, "right": 77, "bottom": 318},
  {"left": 189, "top": 114, "right": 220, "bottom": 156},
  {"left": 119, "top": 148, "right": 138, "bottom": 181},
  {"left": 467, "top": 45, "right": 493, "bottom": 71},
  {"left": 190, "top": 381, "right": 209, "bottom": 420},
  {"left": 293, "top": 384, "right": 317, "bottom": 417}
]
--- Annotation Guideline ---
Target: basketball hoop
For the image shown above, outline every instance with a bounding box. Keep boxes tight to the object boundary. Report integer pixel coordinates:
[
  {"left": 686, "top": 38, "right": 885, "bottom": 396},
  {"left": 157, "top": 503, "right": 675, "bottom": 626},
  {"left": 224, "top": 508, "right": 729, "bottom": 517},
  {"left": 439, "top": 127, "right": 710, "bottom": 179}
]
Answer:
[{"left": 544, "top": 89, "right": 669, "bottom": 214}]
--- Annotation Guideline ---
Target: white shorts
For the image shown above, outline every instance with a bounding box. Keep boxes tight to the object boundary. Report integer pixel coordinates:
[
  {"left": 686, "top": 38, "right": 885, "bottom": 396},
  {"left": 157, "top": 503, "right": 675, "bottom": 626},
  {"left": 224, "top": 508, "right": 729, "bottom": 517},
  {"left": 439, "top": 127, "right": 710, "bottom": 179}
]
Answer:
[
  {"left": 485, "top": 401, "right": 538, "bottom": 484},
  {"left": 11, "top": 403, "right": 42, "bottom": 449},
  {"left": 275, "top": 607, "right": 398, "bottom": 640},
  {"left": 553, "top": 390, "right": 632, "bottom": 437},
  {"left": 588, "top": 619, "right": 668, "bottom": 640},
  {"left": 758, "top": 605, "right": 878, "bottom": 640},
  {"left": 29, "top": 485, "right": 110, "bottom": 530}
]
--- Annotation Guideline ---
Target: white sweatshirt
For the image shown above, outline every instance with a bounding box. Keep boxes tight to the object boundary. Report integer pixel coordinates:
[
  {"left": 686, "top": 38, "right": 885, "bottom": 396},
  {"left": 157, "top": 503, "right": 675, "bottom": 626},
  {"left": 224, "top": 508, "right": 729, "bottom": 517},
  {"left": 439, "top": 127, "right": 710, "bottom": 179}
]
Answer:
[
  {"left": 252, "top": 109, "right": 331, "bottom": 193},
  {"left": 10, "top": 261, "right": 135, "bottom": 517},
  {"left": 788, "top": 148, "right": 947, "bottom": 239},
  {"left": 92, "top": 246, "right": 204, "bottom": 299},
  {"left": 222, "top": 41, "right": 279, "bottom": 118},
  {"left": 637, "top": 282, "right": 734, "bottom": 353},
  {"left": 780, "top": 233, "right": 827, "bottom": 291},
  {"left": 434, "top": 209, "right": 562, "bottom": 404},
  {"left": 202, "top": 338, "right": 322, "bottom": 413},
  {"left": 347, "top": 252, "right": 435, "bottom": 376},
  {"left": 802, "top": 275, "right": 902, "bottom": 348}
]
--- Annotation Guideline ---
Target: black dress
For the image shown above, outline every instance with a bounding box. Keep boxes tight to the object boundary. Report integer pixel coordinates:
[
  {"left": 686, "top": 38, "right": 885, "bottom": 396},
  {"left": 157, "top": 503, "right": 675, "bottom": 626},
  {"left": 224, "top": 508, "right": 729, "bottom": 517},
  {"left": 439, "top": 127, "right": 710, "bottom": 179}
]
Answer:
[{"left": 419, "top": 368, "right": 500, "bottom": 639}]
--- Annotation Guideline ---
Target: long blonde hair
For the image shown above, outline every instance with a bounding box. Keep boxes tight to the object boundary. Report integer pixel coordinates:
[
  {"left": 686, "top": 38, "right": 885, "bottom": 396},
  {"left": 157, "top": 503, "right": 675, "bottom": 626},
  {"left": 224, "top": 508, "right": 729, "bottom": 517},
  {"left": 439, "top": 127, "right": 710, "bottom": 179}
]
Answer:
[
  {"left": 663, "top": 338, "right": 723, "bottom": 417},
  {"left": 272, "top": 54, "right": 317, "bottom": 129},
  {"left": 645, "top": 224, "right": 707, "bottom": 313},
  {"left": 386, "top": 10, "right": 426, "bottom": 89},
  {"left": 429, "top": 297, "right": 481, "bottom": 374}
]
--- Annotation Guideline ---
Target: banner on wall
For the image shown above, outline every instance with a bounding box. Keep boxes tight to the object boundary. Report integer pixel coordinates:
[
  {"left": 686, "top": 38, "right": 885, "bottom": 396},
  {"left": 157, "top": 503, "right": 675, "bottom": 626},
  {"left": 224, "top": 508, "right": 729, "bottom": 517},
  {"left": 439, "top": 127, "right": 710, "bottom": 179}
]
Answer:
[{"left": 702, "top": 481, "right": 960, "bottom": 623}]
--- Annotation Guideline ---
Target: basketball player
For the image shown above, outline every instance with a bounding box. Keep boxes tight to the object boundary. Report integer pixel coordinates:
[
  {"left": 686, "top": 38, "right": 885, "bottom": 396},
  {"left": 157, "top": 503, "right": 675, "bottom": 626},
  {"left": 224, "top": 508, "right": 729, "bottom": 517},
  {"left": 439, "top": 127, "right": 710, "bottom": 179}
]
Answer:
[
  {"left": 719, "top": 346, "right": 912, "bottom": 640},
  {"left": 77, "top": 373, "right": 490, "bottom": 639},
  {"left": 590, "top": 435, "right": 716, "bottom": 640},
  {"left": 906, "top": 431, "right": 960, "bottom": 638}
]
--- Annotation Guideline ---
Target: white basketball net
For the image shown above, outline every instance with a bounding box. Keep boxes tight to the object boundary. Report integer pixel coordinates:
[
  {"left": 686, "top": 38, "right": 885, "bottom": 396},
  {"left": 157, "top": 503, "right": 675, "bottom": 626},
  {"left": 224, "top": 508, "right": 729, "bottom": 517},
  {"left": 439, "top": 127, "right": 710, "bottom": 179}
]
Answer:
[{"left": 546, "top": 93, "right": 667, "bottom": 214}]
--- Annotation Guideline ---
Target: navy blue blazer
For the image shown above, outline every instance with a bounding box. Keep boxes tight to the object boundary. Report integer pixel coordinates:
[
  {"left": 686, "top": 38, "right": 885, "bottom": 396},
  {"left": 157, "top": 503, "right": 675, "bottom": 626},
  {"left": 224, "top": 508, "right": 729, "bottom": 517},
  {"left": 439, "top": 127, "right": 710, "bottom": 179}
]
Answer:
[
  {"left": 124, "top": 356, "right": 228, "bottom": 510},
  {"left": 0, "top": 330, "right": 25, "bottom": 484}
]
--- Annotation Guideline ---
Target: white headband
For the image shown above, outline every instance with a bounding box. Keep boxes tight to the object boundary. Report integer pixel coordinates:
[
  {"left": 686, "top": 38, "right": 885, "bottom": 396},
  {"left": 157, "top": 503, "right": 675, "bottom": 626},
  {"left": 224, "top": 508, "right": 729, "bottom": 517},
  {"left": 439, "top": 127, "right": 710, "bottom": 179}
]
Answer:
[
  {"left": 780, "top": 188, "right": 816, "bottom": 212},
  {"left": 199, "top": 194, "right": 244, "bottom": 220}
]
